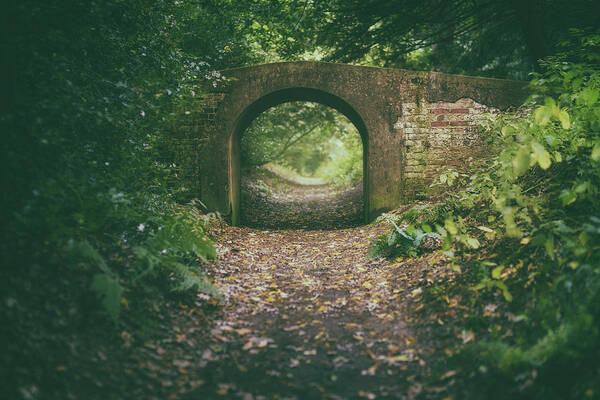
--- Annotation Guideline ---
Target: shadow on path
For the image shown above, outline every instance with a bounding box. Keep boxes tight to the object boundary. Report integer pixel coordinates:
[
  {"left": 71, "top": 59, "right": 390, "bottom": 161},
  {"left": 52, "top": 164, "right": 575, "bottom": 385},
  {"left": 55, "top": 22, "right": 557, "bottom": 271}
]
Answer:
[{"left": 240, "top": 167, "right": 363, "bottom": 230}]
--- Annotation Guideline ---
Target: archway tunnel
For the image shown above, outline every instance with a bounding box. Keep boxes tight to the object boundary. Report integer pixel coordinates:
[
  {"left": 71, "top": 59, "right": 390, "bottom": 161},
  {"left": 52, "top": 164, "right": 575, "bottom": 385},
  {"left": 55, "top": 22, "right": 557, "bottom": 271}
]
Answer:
[{"left": 229, "top": 88, "right": 369, "bottom": 229}]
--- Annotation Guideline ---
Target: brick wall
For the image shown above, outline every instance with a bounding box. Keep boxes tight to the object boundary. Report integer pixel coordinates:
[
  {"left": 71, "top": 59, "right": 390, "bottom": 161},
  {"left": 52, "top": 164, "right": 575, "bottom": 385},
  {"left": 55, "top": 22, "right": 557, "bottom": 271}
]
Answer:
[
  {"left": 162, "top": 94, "right": 502, "bottom": 206},
  {"left": 394, "top": 98, "right": 498, "bottom": 200},
  {"left": 156, "top": 92, "right": 225, "bottom": 202},
  {"left": 155, "top": 62, "right": 526, "bottom": 219}
]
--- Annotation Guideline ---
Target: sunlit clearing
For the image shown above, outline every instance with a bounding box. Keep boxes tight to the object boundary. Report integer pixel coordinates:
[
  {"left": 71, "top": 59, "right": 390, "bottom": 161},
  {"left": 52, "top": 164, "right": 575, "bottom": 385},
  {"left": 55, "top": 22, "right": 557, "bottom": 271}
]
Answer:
[
  {"left": 240, "top": 101, "right": 363, "bottom": 229},
  {"left": 241, "top": 101, "right": 362, "bottom": 188}
]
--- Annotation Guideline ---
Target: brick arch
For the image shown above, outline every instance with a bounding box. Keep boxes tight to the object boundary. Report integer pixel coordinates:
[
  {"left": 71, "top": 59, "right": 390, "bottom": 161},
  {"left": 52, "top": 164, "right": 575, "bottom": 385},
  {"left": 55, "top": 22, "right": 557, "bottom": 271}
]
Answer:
[
  {"left": 229, "top": 88, "right": 370, "bottom": 225},
  {"left": 172, "top": 62, "right": 527, "bottom": 225}
]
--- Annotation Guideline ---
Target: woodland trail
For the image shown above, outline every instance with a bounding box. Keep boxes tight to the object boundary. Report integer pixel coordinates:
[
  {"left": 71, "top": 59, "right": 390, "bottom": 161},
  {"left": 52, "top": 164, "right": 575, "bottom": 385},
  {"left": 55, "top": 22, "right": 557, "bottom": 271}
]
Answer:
[
  {"left": 111, "top": 176, "right": 465, "bottom": 400},
  {"left": 123, "top": 220, "right": 462, "bottom": 400},
  {"left": 240, "top": 167, "right": 363, "bottom": 230}
]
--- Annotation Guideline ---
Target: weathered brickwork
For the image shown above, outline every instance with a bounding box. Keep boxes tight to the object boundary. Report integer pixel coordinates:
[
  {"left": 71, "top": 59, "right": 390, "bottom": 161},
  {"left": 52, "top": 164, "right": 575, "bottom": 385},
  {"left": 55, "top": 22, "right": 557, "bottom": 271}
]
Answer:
[
  {"left": 162, "top": 62, "right": 527, "bottom": 224},
  {"left": 157, "top": 92, "right": 224, "bottom": 202},
  {"left": 394, "top": 98, "right": 498, "bottom": 199}
]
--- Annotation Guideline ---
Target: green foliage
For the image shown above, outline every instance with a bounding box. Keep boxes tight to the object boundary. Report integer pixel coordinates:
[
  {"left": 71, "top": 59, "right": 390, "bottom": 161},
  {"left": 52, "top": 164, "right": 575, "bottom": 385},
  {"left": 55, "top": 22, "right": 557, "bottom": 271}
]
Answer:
[
  {"left": 369, "top": 215, "right": 440, "bottom": 258},
  {"left": 241, "top": 102, "right": 363, "bottom": 187},
  {"left": 313, "top": 134, "right": 364, "bottom": 187},
  {"left": 0, "top": 0, "right": 246, "bottom": 328},
  {"left": 399, "top": 203, "right": 452, "bottom": 227},
  {"left": 258, "top": 0, "right": 600, "bottom": 79},
  {"left": 132, "top": 215, "right": 219, "bottom": 297},
  {"left": 91, "top": 273, "right": 124, "bottom": 324},
  {"left": 383, "top": 33, "right": 600, "bottom": 397}
]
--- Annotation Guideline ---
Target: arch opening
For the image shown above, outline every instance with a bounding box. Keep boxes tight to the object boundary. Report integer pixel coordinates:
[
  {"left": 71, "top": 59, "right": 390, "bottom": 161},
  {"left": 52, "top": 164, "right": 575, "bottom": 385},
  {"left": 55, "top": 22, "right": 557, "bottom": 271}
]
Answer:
[{"left": 229, "top": 88, "right": 369, "bottom": 228}]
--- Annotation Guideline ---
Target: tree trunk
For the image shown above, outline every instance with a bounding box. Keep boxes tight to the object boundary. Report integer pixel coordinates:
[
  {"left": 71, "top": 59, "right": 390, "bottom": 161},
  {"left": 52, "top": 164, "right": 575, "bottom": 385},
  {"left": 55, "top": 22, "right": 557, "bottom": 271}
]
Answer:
[{"left": 510, "top": 0, "right": 547, "bottom": 71}]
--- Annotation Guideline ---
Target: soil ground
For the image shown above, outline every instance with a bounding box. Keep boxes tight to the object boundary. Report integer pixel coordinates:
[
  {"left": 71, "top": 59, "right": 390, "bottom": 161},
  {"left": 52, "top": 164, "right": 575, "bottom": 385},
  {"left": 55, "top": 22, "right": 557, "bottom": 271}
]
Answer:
[
  {"left": 178, "top": 222, "right": 457, "bottom": 399},
  {"left": 240, "top": 167, "right": 363, "bottom": 230},
  {"left": 103, "top": 174, "right": 462, "bottom": 399},
  {"left": 7, "top": 172, "right": 466, "bottom": 400}
]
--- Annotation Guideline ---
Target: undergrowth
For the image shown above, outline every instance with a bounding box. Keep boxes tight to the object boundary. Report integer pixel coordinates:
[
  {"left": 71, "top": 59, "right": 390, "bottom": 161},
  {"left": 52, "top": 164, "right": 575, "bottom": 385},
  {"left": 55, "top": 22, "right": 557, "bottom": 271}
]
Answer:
[
  {"left": 368, "top": 213, "right": 441, "bottom": 258},
  {"left": 371, "top": 31, "right": 600, "bottom": 399},
  {"left": 1, "top": 2, "right": 230, "bottom": 395}
]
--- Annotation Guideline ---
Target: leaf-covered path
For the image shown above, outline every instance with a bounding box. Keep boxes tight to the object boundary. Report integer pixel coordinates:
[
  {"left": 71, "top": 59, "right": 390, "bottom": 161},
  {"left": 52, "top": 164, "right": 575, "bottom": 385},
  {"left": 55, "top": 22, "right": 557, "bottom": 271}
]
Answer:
[
  {"left": 240, "top": 166, "right": 363, "bottom": 230},
  {"left": 124, "top": 220, "right": 462, "bottom": 400}
]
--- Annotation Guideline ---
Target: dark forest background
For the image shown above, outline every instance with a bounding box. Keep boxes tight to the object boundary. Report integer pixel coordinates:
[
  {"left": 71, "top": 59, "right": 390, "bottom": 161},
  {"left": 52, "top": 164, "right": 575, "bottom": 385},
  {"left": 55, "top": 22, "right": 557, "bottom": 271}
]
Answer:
[{"left": 1, "top": 1, "right": 599, "bottom": 399}]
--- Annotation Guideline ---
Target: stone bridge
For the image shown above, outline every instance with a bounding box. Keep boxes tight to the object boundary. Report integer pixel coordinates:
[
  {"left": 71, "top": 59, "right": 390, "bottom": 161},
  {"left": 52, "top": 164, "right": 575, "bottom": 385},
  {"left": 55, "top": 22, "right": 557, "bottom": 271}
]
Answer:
[{"left": 166, "top": 62, "right": 527, "bottom": 225}]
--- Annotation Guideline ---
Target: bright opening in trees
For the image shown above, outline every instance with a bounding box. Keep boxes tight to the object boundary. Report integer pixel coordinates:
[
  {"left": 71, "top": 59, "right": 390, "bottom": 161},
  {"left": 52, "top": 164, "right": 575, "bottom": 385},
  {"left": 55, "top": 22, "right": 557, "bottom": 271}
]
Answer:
[{"left": 239, "top": 101, "right": 363, "bottom": 229}]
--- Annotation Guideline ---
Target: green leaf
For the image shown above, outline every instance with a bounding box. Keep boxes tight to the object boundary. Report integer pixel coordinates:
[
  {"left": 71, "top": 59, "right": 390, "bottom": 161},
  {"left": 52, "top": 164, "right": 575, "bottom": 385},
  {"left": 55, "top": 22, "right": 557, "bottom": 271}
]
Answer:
[
  {"left": 477, "top": 226, "right": 493, "bottom": 233},
  {"left": 512, "top": 146, "right": 531, "bottom": 176},
  {"left": 544, "top": 134, "right": 556, "bottom": 145},
  {"left": 91, "top": 273, "right": 123, "bottom": 323},
  {"left": 444, "top": 218, "right": 458, "bottom": 236},
  {"left": 491, "top": 266, "right": 504, "bottom": 279},
  {"left": 499, "top": 283, "right": 513, "bottom": 302},
  {"left": 574, "top": 181, "right": 589, "bottom": 194},
  {"left": 503, "top": 208, "right": 521, "bottom": 238},
  {"left": 69, "top": 241, "right": 109, "bottom": 273},
  {"left": 447, "top": 172, "right": 456, "bottom": 185},
  {"left": 544, "top": 97, "right": 556, "bottom": 108},
  {"left": 554, "top": 151, "right": 562, "bottom": 162},
  {"left": 580, "top": 87, "right": 599, "bottom": 105},
  {"left": 490, "top": 281, "right": 513, "bottom": 302},
  {"left": 568, "top": 261, "right": 579, "bottom": 270},
  {"left": 559, "top": 190, "right": 577, "bottom": 206},
  {"left": 534, "top": 106, "right": 552, "bottom": 126},
  {"left": 532, "top": 141, "right": 551, "bottom": 170},
  {"left": 501, "top": 125, "right": 515, "bottom": 137},
  {"left": 591, "top": 143, "right": 600, "bottom": 161},
  {"left": 466, "top": 237, "right": 480, "bottom": 249},
  {"left": 557, "top": 109, "right": 570, "bottom": 129}
]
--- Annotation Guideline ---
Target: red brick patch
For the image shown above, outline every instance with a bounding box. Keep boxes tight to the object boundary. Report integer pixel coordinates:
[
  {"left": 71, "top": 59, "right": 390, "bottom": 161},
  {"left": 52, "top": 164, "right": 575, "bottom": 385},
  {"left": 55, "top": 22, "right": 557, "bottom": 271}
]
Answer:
[
  {"left": 449, "top": 108, "right": 469, "bottom": 114},
  {"left": 430, "top": 108, "right": 447, "bottom": 114},
  {"left": 431, "top": 121, "right": 449, "bottom": 127},
  {"left": 450, "top": 121, "right": 468, "bottom": 126}
]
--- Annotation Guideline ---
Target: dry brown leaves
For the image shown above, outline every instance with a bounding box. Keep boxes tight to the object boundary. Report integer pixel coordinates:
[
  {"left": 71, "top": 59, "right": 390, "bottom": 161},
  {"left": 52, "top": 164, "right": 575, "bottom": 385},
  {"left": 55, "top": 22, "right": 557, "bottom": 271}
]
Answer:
[{"left": 120, "top": 218, "right": 465, "bottom": 399}]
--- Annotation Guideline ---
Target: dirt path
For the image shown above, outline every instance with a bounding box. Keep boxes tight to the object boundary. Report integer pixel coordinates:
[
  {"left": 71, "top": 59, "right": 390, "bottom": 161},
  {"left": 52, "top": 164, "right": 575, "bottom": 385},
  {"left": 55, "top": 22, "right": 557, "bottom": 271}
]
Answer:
[
  {"left": 9, "top": 173, "right": 468, "bottom": 400},
  {"left": 118, "top": 219, "right": 461, "bottom": 400},
  {"left": 240, "top": 167, "right": 363, "bottom": 230},
  {"left": 105, "top": 177, "right": 464, "bottom": 399},
  {"left": 203, "top": 224, "right": 424, "bottom": 399}
]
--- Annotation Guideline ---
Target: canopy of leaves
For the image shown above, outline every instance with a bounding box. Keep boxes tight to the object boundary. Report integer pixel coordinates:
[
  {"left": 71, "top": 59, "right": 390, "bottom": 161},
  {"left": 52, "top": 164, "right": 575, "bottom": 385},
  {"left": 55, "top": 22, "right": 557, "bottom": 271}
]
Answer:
[
  {"left": 241, "top": 102, "right": 363, "bottom": 186},
  {"left": 238, "top": 0, "right": 600, "bottom": 79}
]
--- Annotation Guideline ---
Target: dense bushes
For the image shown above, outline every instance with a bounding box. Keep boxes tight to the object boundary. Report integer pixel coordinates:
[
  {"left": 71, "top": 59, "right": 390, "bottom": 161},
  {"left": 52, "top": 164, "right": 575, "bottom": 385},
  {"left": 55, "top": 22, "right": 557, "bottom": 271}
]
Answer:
[
  {"left": 0, "top": 3, "right": 257, "bottom": 395},
  {"left": 370, "top": 32, "right": 600, "bottom": 398},
  {"left": 0, "top": 0, "right": 243, "bottom": 329}
]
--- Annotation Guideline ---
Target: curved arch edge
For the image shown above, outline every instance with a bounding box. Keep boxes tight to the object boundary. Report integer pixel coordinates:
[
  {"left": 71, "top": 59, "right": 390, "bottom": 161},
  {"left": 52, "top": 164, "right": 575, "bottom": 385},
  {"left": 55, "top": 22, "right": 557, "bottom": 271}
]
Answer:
[{"left": 228, "top": 88, "right": 370, "bottom": 226}]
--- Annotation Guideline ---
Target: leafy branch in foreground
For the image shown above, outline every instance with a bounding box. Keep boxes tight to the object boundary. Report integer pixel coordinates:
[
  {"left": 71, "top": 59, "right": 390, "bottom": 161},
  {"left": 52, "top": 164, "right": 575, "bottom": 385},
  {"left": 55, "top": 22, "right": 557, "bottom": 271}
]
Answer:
[
  {"left": 368, "top": 214, "right": 441, "bottom": 258},
  {"left": 1, "top": 0, "right": 239, "bottom": 328}
]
